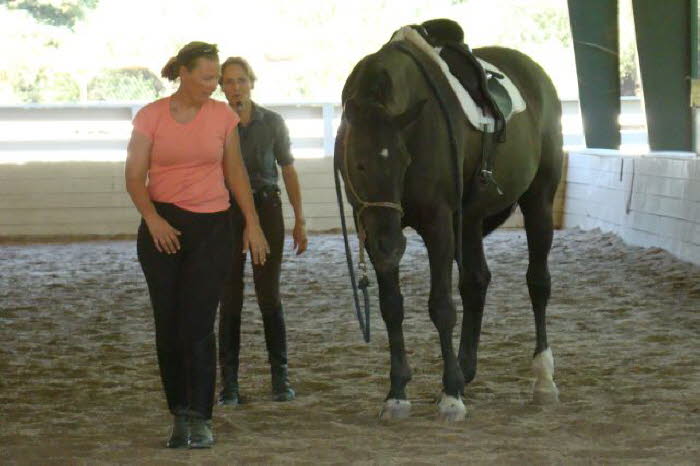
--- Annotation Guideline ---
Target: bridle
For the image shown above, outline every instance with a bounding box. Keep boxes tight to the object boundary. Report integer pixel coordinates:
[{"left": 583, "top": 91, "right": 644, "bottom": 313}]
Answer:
[
  {"left": 333, "top": 120, "right": 405, "bottom": 343},
  {"left": 335, "top": 40, "right": 464, "bottom": 343},
  {"left": 341, "top": 125, "right": 404, "bottom": 271}
]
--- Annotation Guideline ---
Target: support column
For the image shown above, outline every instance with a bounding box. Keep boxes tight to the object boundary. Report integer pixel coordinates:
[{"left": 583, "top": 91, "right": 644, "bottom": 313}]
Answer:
[
  {"left": 690, "top": 0, "right": 699, "bottom": 152},
  {"left": 633, "top": 0, "right": 693, "bottom": 151},
  {"left": 568, "top": 0, "right": 621, "bottom": 149}
]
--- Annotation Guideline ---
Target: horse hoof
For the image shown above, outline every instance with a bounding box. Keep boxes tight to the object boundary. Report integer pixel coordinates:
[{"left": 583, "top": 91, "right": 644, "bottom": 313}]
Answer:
[
  {"left": 437, "top": 393, "right": 466, "bottom": 422},
  {"left": 379, "top": 399, "right": 411, "bottom": 420},
  {"left": 532, "top": 348, "right": 559, "bottom": 404},
  {"left": 532, "top": 382, "right": 560, "bottom": 404}
]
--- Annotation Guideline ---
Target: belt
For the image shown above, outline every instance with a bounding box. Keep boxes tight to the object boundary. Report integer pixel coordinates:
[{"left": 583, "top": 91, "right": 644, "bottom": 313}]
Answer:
[{"left": 253, "top": 186, "right": 280, "bottom": 201}]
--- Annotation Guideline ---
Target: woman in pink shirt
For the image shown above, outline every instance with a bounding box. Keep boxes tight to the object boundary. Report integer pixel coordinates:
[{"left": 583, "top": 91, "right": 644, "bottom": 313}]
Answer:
[{"left": 125, "top": 41, "right": 267, "bottom": 449}]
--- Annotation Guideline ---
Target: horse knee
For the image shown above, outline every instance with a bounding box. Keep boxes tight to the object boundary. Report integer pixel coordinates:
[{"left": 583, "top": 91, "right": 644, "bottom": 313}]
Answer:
[
  {"left": 428, "top": 295, "right": 456, "bottom": 328},
  {"left": 379, "top": 293, "right": 404, "bottom": 326},
  {"left": 526, "top": 268, "right": 551, "bottom": 293},
  {"left": 526, "top": 266, "right": 550, "bottom": 285},
  {"left": 459, "top": 269, "right": 491, "bottom": 296}
]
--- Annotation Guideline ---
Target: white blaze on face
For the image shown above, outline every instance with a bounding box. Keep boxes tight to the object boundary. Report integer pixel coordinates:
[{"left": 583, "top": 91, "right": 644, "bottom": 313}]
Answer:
[{"left": 380, "top": 148, "right": 389, "bottom": 159}]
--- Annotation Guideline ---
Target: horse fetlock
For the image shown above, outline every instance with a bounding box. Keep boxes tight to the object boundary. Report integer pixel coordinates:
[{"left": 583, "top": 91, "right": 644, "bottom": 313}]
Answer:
[
  {"left": 525, "top": 272, "right": 551, "bottom": 290},
  {"left": 461, "top": 365, "right": 476, "bottom": 385},
  {"left": 437, "top": 393, "right": 466, "bottom": 422},
  {"left": 379, "top": 399, "right": 412, "bottom": 420}
]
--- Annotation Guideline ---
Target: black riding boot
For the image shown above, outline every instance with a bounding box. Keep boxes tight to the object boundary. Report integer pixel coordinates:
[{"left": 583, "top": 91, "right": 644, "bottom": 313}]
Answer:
[
  {"left": 189, "top": 415, "right": 214, "bottom": 449},
  {"left": 218, "top": 352, "right": 241, "bottom": 406},
  {"left": 189, "top": 332, "right": 217, "bottom": 420},
  {"left": 218, "top": 303, "right": 242, "bottom": 405},
  {"left": 262, "top": 308, "right": 295, "bottom": 401}
]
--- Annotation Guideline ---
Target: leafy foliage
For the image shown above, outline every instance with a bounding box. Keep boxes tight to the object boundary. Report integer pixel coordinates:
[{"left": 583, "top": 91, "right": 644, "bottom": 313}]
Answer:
[
  {"left": 0, "top": 0, "right": 99, "bottom": 29},
  {"left": 88, "top": 68, "right": 165, "bottom": 101},
  {"left": 0, "top": 0, "right": 641, "bottom": 102}
]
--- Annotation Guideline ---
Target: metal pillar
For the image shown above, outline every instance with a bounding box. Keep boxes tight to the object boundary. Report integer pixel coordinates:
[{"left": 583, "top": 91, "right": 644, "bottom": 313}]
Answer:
[
  {"left": 632, "top": 0, "right": 693, "bottom": 151},
  {"left": 568, "top": 0, "right": 621, "bottom": 149}
]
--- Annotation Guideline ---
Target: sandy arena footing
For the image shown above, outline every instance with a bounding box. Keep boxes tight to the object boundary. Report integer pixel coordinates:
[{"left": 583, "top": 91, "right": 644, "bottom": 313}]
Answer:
[{"left": 1, "top": 228, "right": 699, "bottom": 464}]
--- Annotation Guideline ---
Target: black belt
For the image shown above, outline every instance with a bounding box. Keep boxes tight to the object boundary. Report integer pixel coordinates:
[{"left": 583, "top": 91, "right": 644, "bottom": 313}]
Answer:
[{"left": 253, "top": 186, "right": 280, "bottom": 201}]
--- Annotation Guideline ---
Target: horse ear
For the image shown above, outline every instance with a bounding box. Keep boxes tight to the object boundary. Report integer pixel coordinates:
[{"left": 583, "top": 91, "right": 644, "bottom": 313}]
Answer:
[{"left": 393, "top": 99, "right": 426, "bottom": 129}]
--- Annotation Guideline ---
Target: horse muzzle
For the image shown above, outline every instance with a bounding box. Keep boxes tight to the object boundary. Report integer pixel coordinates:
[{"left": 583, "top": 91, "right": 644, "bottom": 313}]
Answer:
[{"left": 363, "top": 217, "right": 406, "bottom": 271}]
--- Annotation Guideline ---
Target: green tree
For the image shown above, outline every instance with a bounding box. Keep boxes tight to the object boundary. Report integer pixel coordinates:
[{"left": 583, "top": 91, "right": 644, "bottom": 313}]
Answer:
[
  {"left": 0, "top": 0, "right": 98, "bottom": 29},
  {"left": 88, "top": 67, "right": 165, "bottom": 101}
]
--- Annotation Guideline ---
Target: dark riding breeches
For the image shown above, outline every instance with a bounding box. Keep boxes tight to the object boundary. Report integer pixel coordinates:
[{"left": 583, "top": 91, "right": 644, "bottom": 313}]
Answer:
[
  {"left": 218, "top": 190, "right": 287, "bottom": 390},
  {"left": 137, "top": 202, "right": 232, "bottom": 420}
]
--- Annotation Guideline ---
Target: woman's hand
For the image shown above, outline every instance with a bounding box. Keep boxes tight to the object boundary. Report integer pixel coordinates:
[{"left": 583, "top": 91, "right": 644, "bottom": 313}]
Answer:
[
  {"left": 292, "top": 219, "right": 308, "bottom": 255},
  {"left": 243, "top": 222, "right": 270, "bottom": 265},
  {"left": 145, "top": 214, "right": 181, "bottom": 254}
]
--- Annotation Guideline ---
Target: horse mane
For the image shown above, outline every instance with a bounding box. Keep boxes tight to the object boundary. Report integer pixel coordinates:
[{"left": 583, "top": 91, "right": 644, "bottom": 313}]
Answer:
[
  {"left": 342, "top": 54, "right": 392, "bottom": 103},
  {"left": 341, "top": 53, "right": 398, "bottom": 124}
]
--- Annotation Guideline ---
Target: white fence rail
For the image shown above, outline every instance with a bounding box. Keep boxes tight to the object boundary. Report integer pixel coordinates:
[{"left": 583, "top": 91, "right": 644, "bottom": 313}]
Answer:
[
  {"left": 0, "top": 98, "right": 646, "bottom": 162},
  {"left": 0, "top": 98, "right": 646, "bottom": 236}
]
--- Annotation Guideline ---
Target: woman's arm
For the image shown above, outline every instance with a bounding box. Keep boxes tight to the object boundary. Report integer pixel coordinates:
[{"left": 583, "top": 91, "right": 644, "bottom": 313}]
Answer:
[
  {"left": 124, "top": 129, "right": 181, "bottom": 254},
  {"left": 223, "top": 127, "right": 270, "bottom": 265},
  {"left": 281, "top": 164, "right": 307, "bottom": 254}
]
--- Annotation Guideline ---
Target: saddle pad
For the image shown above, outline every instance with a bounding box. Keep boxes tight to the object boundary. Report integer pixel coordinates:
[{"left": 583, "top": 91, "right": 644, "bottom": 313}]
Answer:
[{"left": 390, "top": 26, "right": 526, "bottom": 133}]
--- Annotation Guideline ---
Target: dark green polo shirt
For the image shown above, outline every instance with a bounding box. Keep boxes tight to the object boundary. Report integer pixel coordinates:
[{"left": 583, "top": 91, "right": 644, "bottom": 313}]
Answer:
[{"left": 238, "top": 102, "right": 294, "bottom": 192}]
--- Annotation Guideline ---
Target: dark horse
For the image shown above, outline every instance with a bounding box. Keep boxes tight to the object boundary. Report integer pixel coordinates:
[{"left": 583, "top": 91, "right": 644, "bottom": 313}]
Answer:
[{"left": 335, "top": 29, "right": 562, "bottom": 420}]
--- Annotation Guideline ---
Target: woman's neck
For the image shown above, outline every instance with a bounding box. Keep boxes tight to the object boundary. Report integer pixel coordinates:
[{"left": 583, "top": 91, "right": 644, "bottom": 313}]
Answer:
[{"left": 171, "top": 89, "right": 204, "bottom": 109}]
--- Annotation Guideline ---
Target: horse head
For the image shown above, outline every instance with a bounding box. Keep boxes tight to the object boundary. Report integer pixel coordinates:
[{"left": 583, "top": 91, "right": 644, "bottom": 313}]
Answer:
[{"left": 339, "top": 51, "right": 426, "bottom": 271}]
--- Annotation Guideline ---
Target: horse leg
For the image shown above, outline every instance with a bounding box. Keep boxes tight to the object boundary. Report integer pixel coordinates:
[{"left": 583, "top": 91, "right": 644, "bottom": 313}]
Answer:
[
  {"left": 520, "top": 190, "right": 559, "bottom": 404},
  {"left": 373, "top": 264, "right": 413, "bottom": 420},
  {"left": 420, "top": 217, "right": 466, "bottom": 421},
  {"left": 457, "top": 221, "right": 491, "bottom": 388}
]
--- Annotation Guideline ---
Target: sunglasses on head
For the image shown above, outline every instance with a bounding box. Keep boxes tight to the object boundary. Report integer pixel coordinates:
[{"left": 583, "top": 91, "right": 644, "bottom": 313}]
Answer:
[{"left": 178, "top": 44, "right": 218, "bottom": 62}]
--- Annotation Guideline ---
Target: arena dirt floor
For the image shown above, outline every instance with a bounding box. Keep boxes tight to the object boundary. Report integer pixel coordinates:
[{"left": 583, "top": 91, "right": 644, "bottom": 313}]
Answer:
[{"left": 1, "top": 228, "right": 699, "bottom": 465}]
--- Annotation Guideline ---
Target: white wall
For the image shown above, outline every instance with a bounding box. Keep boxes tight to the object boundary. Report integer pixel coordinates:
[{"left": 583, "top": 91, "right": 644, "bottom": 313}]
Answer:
[
  {"left": 0, "top": 155, "right": 554, "bottom": 238},
  {"left": 562, "top": 149, "right": 700, "bottom": 265},
  {"left": 0, "top": 157, "right": 355, "bottom": 237}
]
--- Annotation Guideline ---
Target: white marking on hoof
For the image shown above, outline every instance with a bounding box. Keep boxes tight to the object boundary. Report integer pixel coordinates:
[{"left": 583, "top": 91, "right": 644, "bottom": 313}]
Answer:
[
  {"left": 532, "top": 347, "right": 560, "bottom": 404},
  {"left": 437, "top": 393, "right": 466, "bottom": 422},
  {"left": 379, "top": 399, "right": 411, "bottom": 420}
]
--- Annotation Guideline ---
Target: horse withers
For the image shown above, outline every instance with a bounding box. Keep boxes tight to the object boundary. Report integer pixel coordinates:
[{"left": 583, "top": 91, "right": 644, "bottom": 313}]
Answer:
[{"left": 335, "top": 29, "right": 562, "bottom": 421}]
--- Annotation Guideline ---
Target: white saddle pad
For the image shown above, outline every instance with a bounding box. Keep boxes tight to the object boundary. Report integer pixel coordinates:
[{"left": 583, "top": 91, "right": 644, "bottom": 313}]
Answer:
[{"left": 390, "top": 26, "right": 526, "bottom": 132}]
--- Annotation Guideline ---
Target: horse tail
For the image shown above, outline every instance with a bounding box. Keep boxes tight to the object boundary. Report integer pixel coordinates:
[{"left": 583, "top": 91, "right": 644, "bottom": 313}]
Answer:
[{"left": 482, "top": 203, "right": 517, "bottom": 237}]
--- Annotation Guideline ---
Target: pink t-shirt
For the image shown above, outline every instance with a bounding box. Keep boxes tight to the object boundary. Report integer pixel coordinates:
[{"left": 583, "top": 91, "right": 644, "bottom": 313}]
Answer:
[{"left": 132, "top": 97, "right": 240, "bottom": 213}]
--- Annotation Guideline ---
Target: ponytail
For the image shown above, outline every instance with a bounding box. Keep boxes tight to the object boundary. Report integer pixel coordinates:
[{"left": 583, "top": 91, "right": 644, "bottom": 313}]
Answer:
[{"left": 161, "top": 56, "right": 179, "bottom": 81}]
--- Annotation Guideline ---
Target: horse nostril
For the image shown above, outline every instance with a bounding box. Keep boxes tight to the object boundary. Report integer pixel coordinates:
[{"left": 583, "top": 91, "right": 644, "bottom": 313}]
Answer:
[{"left": 356, "top": 163, "right": 365, "bottom": 172}]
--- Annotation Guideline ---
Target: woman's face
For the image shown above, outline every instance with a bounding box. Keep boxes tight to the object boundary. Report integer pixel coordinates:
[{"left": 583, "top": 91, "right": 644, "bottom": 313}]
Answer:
[
  {"left": 180, "top": 57, "right": 220, "bottom": 103},
  {"left": 220, "top": 64, "right": 253, "bottom": 109}
]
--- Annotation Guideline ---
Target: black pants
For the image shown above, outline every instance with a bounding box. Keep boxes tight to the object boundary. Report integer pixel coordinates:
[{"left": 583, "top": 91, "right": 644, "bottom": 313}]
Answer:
[
  {"left": 218, "top": 190, "right": 287, "bottom": 389},
  {"left": 137, "top": 202, "right": 232, "bottom": 420}
]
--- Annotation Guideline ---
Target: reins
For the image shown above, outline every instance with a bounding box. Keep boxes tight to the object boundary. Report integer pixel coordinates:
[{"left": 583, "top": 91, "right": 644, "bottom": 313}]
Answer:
[
  {"left": 390, "top": 41, "right": 465, "bottom": 274},
  {"left": 334, "top": 126, "right": 404, "bottom": 343}
]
